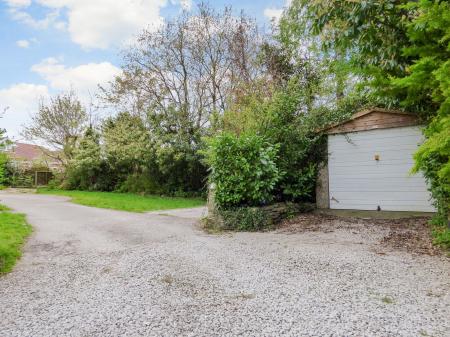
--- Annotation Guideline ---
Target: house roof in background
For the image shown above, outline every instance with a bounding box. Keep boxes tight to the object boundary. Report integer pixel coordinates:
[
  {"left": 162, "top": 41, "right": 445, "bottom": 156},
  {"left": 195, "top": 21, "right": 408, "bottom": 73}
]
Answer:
[{"left": 8, "top": 142, "right": 55, "bottom": 162}]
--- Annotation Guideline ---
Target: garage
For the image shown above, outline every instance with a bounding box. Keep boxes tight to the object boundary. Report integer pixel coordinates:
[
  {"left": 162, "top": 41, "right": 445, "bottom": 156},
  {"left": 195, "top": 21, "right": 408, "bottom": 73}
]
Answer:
[{"left": 317, "top": 108, "right": 435, "bottom": 212}]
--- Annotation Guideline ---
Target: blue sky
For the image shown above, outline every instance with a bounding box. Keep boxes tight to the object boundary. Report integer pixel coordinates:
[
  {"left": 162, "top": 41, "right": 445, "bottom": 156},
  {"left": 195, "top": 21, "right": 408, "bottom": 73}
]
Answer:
[{"left": 0, "top": 0, "right": 287, "bottom": 140}]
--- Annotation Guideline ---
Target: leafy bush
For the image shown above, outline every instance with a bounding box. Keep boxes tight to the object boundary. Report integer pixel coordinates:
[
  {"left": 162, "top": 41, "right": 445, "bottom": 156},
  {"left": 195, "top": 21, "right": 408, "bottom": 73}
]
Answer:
[
  {"left": 432, "top": 226, "right": 450, "bottom": 251},
  {"left": 45, "top": 178, "right": 59, "bottom": 190},
  {"left": 9, "top": 175, "right": 34, "bottom": 188},
  {"left": 212, "top": 202, "right": 315, "bottom": 231},
  {"left": 221, "top": 78, "right": 337, "bottom": 203},
  {"left": 0, "top": 153, "right": 7, "bottom": 187},
  {"left": 206, "top": 132, "right": 282, "bottom": 208},
  {"left": 413, "top": 115, "right": 450, "bottom": 224},
  {"left": 261, "top": 80, "right": 324, "bottom": 201},
  {"left": 217, "top": 207, "right": 271, "bottom": 231},
  {"left": 116, "top": 173, "right": 164, "bottom": 195},
  {"left": 153, "top": 141, "right": 207, "bottom": 195},
  {"left": 64, "top": 127, "right": 117, "bottom": 191},
  {"left": 64, "top": 113, "right": 207, "bottom": 196}
]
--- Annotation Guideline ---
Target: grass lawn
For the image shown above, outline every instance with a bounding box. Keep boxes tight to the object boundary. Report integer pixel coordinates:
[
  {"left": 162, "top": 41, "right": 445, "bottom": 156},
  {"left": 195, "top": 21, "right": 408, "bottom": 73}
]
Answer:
[
  {"left": 432, "top": 225, "right": 450, "bottom": 251},
  {"left": 0, "top": 205, "right": 32, "bottom": 274},
  {"left": 37, "top": 189, "right": 206, "bottom": 213}
]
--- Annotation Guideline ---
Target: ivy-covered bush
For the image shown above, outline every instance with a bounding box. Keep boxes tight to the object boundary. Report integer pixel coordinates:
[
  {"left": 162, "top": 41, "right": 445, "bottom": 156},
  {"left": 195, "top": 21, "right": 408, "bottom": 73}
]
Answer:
[
  {"left": 221, "top": 78, "right": 345, "bottom": 204},
  {"left": 206, "top": 132, "right": 282, "bottom": 208},
  {"left": 403, "top": 1, "right": 450, "bottom": 234},
  {"left": 215, "top": 202, "right": 316, "bottom": 231},
  {"left": 413, "top": 115, "right": 450, "bottom": 221},
  {"left": 412, "top": 114, "right": 450, "bottom": 249},
  {"left": 217, "top": 206, "right": 270, "bottom": 231},
  {"left": 0, "top": 153, "right": 7, "bottom": 188}
]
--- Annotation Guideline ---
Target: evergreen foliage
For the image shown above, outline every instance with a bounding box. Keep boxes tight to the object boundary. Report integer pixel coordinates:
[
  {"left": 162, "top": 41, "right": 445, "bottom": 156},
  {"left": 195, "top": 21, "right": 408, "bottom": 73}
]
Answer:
[{"left": 206, "top": 133, "right": 281, "bottom": 208}]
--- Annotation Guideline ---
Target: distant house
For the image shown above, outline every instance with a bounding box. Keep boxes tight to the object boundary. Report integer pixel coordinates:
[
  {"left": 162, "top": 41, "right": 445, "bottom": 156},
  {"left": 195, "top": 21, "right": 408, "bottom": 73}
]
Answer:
[
  {"left": 316, "top": 108, "right": 435, "bottom": 212},
  {"left": 7, "top": 142, "right": 62, "bottom": 171}
]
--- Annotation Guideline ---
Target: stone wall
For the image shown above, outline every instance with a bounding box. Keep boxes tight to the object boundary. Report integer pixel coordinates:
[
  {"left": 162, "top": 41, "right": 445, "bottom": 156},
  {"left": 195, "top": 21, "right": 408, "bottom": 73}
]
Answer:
[
  {"left": 316, "top": 162, "right": 329, "bottom": 209},
  {"left": 207, "top": 183, "right": 315, "bottom": 230},
  {"left": 260, "top": 202, "right": 315, "bottom": 225},
  {"left": 207, "top": 188, "right": 315, "bottom": 230}
]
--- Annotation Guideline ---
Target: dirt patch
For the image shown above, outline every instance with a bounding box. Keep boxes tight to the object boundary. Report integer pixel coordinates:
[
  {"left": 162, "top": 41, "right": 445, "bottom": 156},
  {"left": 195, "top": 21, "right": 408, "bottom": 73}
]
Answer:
[{"left": 277, "top": 213, "right": 444, "bottom": 256}]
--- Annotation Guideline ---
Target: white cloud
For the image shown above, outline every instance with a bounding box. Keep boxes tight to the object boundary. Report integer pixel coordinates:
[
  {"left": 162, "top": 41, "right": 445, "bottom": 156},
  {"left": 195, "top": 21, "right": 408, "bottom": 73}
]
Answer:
[
  {"left": 8, "top": 7, "right": 60, "bottom": 29},
  {"left": 0, "top": 83, "right": 49, "bottom": 139},
  {"left": 31, "top": 57, "right": 121, "bottom": 97},
  {"left": 65, "top": 0, "right": 167, "bottom": 49},
  {"left": 16, "top": 39, "right": 30, "bottom": 48},
  {"left": 263, "top": 8, "right": 283, "bottom": 23},
  {"left": 0, "top": 59, "right": 121, "bottom": 138},
  {"left": 54, "top": 20, "right": 66, "bottom": 30},
  {"left": 264, "top": 0, "right": 292, "bottom": 24},
  {"left": 4, "top": 0, "right": 31, "bottom": 7},
  {"left": 5, "top": 0, "right": 172, "bottom": 49},
  {"left": 176, "top": 0, "right": 192, "bottom": 11}
]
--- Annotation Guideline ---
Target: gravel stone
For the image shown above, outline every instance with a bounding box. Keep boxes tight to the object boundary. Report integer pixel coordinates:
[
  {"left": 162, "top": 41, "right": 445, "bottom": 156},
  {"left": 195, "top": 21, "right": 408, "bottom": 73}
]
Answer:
[{"left": 0, "top": 191, "right": 449, "bottom": 337}]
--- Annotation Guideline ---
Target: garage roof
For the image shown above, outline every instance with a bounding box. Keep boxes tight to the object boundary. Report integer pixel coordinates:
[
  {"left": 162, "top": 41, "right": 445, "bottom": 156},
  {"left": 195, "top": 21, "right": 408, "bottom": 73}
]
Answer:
[{"left": 323, "top": 108, "right": 419, "bottom": 135}]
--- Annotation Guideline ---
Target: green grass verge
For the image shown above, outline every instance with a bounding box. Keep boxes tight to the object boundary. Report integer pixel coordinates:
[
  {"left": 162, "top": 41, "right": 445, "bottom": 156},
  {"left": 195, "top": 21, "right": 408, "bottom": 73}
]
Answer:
[
  {"left": 37, "top": 189, "right": 206, "bottom": 213},
  {"left": 0, "top": 204, "right": 10, "bottom": 211},
  {"left": 0, "top": 206, "right": 32, "bottom": 274},
  {"left": 432, "top": 226, "right": 450, "bottom": 251},
  {"left": 429, "top": 215, "right": 450, "bottom": 252}
]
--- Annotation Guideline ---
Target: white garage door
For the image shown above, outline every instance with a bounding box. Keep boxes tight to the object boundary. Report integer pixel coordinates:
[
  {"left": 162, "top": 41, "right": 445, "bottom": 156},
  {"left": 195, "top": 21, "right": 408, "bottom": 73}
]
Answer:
[{"left": 328, "top": 126, "right": 435, "bottom": 212}]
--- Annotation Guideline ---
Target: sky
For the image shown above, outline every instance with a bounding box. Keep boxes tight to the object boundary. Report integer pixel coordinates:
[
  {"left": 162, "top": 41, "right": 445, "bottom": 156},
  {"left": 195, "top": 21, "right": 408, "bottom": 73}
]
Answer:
[{"left": 0, "top": 0, "right": 289, "bottom": 141}]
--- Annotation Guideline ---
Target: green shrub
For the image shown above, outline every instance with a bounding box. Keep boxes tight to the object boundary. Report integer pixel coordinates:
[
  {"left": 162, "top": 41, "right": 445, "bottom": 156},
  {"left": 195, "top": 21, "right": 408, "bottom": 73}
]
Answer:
[
  {"left": 9, "top": 175, "right": 34, "bottom": 188},
  {"left": 413, "top": 115, "right": 450, "bottom": 224},
  {"left": 221, "top": 78, "right": 335, "bottom": 203},
  {"left": 218, "top": 207, "right": 271, "bottom": 231},
  {"left": 46, "top": 175, "right": 63, "bottom": 190},
  {"left": 116, "top": 173, "right": 164, "bottom": 195},
  {"left": 213, "top": 202, "right": 315, "bottom": 231},
  {"left": 206, "top": 132, "right": 282, "bottom": 208},
  {"left": 432, "top": 226, "right": 450, "bottom": 251},
  {"left": 64, "top": 117, "right": 207, "bottom": 196},
  {"left": 428, "top": 214, "right": 450, "bottom": 251},
  {"left": 0, "top": 153, "right": 8, "bottom": 187}
]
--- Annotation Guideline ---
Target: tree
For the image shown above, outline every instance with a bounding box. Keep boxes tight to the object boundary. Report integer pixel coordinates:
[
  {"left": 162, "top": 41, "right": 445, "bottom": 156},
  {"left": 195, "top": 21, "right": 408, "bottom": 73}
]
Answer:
[
  {"left": 0, "top": 111, "right": 9, "bottom": 186},
  {"left": 403, "top": 0, "right": 450, "bottom": 224},
  {"left": 280, "top": 0, "right": 411, "bottom": 109},
  {"left": 99, "top": 4, "right": 265, "bottom": 195},
  {"left": 102, "top": 4, "right": 262, "bottom": 139},
  {"left": 0, "top": 108, "right": 10, "bottom": 150},
  {"left": 22, "top": 91, "right": 87, "bottom": 166},
  {"left": 281, "top": 0, "right": 410, "bottom": 70},
  {"left": 222, "top": 77, "right": 332, "bottom": 203},
  {"left": 102, "top": 112, "right": 151, "bottom": 176},
  {"left": 66, "top": 126, "right": 105, "bottom": 190},
  {"left": 413, "top": 115, "right": 450, "bottom": 223},
  {"left": 391, "top": 0, "right": 450, "bottom": 118}
]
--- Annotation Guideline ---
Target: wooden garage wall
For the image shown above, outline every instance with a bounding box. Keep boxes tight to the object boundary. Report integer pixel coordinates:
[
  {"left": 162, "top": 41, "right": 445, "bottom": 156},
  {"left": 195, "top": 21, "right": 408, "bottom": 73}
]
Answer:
[{"left": 326, "top": 110, "right": 419, "bottom": 135}]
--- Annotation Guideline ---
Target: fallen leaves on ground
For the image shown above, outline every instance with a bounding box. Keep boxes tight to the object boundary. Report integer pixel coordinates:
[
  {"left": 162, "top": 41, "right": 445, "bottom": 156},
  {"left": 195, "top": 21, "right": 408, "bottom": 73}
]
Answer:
[{"left": 277, "top": 213, "right": 444, "bottom": 256}]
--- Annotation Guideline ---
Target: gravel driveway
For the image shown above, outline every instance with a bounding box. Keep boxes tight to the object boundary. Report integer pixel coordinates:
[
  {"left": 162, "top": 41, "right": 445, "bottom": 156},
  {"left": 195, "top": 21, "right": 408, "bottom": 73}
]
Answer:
[{"left": 0, "top": 190, "right": 449, "bottom": 337}]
